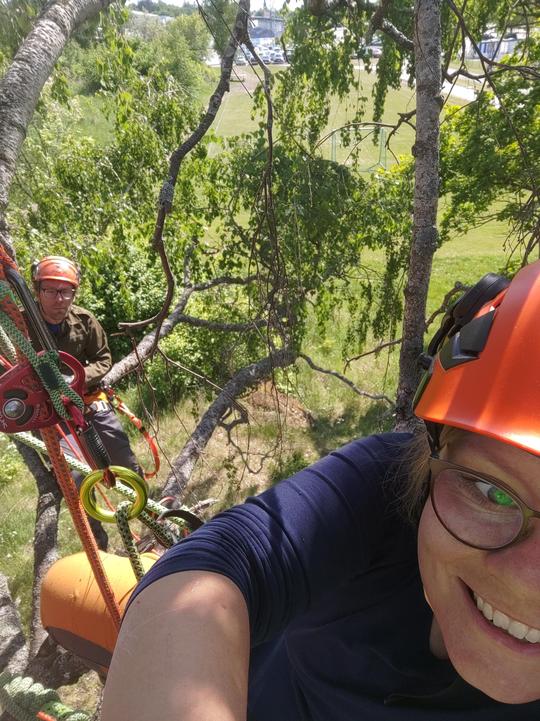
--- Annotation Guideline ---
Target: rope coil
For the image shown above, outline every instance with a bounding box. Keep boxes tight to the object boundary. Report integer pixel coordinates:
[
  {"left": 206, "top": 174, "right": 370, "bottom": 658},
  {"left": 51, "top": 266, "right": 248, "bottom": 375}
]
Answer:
[{"left": 0, "top": 671, "right": 91, "bottom": 721}]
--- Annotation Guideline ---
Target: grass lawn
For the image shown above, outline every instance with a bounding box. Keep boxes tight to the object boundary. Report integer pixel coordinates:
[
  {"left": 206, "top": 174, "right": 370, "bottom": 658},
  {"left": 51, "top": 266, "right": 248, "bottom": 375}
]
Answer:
[{"left": 212, "top": 64, "right": 416, "bottom": 169}]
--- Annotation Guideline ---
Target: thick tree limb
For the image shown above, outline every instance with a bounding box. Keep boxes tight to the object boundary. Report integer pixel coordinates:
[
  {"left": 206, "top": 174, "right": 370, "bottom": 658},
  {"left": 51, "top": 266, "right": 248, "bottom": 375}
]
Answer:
[
  {"left": 0, "top": 0, "right": 114, "bottom": 254},
  {"left": 377, "top": 18, "right": 414, "bottom": 50},
  {"left": 394, "top": 0, "right": 442, "bottom": 430},
  {"left": 367, "top": 0, "right": 414, "bottom": 51},
  {"left": 11, "top": 442, "right": 62, "bottom": 657},
  {"left": 160, "top": 346, "right": 297, "bottom": 499},
  {"left": 305, "top": 0, "right": 413, "bottom": 50},
  {"left": 0, "top": 575, "right": 28, "bottom": 675}
]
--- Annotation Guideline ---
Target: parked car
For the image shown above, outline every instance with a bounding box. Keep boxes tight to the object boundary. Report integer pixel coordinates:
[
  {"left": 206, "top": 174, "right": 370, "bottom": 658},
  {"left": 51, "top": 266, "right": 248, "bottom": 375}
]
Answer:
[
  {"left": 270, "top": 48, "right": 285, "bottom": 63},
  {"left": 235, "top": 52, "right": 247, "bottom": 65}
]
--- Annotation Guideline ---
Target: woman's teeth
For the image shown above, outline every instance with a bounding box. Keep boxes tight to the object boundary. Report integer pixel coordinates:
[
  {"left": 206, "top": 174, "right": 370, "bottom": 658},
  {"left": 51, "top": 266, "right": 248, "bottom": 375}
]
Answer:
[{"left": 473, "top": 592, "right": 540, "bottom": 643}]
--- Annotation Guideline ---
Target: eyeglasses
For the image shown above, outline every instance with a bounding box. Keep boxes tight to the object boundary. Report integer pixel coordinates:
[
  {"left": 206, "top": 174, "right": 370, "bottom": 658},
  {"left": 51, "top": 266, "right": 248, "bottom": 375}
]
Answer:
[
  {"left": 40, "top": 287, "right": 76, "bottom": 301},
  {"left": 429, "top": 456, "right": 540, "bottom": 550}
]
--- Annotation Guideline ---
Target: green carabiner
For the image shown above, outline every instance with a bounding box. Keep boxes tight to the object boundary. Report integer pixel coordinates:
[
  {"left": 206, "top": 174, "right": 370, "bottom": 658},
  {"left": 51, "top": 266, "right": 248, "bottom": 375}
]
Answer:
[{"left": 80, "top": 466, "right": 148, "bottom": 523}]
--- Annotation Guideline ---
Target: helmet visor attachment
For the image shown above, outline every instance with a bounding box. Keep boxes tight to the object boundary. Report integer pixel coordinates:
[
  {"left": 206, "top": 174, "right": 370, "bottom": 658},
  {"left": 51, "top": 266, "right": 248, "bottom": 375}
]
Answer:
[{"left": 429, "top": 457, "right": 540, "bottom": 550}]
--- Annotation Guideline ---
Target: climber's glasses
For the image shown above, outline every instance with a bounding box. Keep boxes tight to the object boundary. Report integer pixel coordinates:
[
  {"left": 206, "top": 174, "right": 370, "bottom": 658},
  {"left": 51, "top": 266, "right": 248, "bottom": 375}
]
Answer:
[
  {"left": 429, "top": 456, "right": 540, "bottom": 550},
  {"left": 40, "top": 287, "right": 76, "bottom": 301}
]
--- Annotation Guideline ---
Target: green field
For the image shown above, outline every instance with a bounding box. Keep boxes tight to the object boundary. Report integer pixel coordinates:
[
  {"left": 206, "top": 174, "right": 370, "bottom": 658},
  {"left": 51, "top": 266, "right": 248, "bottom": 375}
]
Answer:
[{"left": 212, "top": 64, "right": 417, "bottom": 169}]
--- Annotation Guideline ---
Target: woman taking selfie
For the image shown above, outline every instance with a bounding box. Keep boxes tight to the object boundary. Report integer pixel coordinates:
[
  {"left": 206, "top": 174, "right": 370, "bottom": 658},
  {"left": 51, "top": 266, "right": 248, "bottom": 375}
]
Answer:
[{"left": 102, "top": 260, "right": 540, "bottom": 720}]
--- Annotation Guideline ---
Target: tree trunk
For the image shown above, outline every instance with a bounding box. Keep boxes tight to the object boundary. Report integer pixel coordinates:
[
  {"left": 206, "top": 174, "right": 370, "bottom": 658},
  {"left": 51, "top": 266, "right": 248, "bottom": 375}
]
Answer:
[
  {"left": 0, "top": 574, "right": 28, "bottom": 675},
  {"left": 12, "top": 443, "right": 63, "bottom": 657},
  {"left": 0, "top": 0, "right": 114, "bottom": 253},
  {"left": 394, "top": 0, "right": 442, "bottom": 431}
]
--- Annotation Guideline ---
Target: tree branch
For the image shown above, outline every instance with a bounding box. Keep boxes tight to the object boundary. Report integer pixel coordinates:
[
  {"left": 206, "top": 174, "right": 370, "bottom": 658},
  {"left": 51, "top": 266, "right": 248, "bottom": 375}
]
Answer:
[
  {"left": 160, "top": 346, "right": 297, "bottom": 499},
  {"left": 189, "top": 274, "right": 259, "bottom": 291},
  {"left": 117, "top": 0, "right": 251, "bottom": 350},
  {"left": 298, "top": 353, "right": 394, "bottom": 405},
  {"left": 176, "top": 314, "right": 267, "bottom": 332},
  {"left": 344, "top": 338, "right": 402, "bottom": 370}
]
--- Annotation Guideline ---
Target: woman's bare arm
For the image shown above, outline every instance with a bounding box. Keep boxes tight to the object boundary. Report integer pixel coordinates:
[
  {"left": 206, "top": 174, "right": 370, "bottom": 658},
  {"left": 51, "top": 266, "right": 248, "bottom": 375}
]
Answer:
[{"left": 101, "top": 571, "right": 250, "bottom": 721}]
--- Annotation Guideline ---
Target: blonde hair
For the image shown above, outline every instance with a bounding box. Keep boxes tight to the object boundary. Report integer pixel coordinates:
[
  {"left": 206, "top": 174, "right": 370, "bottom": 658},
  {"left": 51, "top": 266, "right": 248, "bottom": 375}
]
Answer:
[{"left": 399, "top": 425, "right": 467, "bottom": 523}]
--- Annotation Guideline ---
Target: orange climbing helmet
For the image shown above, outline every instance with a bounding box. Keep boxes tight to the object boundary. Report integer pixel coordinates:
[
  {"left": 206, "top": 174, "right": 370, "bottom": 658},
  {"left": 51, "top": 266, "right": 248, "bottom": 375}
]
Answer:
[
  {"left": 32, "top": 256, "right": 80, "bottom": 288},
  {"left": 414, "top": 260, "right": 540, "bottom": 456}
]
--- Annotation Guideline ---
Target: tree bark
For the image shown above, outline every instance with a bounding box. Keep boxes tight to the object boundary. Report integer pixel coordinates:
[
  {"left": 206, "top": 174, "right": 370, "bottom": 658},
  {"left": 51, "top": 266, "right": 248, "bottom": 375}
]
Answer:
[
  {"left": 11, "top": 443, "right": 62, "bottom": 657},
  {"left": 0, "top": 574, "right": 28, "bottom": 675},
  {"left": 394, "top": 0, "right": 442, "bottom": 431},
  {"left": 25, "top": 636, "right": 89, "bottom": 689},
  {"left": 0, "top": 0, "right": 115, "bottom": 683},
  {"left": 0, "top": 0, "right": 114, "bottom": 253}
]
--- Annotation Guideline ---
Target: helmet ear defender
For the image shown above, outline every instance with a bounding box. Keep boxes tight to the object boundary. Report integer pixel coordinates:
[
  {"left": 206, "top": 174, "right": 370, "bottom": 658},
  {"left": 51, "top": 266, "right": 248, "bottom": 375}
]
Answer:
[
  {"left": 31, "top": 259, "right": 40, "bottom": 284},
  {"left": 413, "top": 272, "right": 510, "bottom": 425},
  {"left": 414, "top": 261, "right": 540, "bottom": 457},
  {"left": 425, "top": 273, "right": 510, "bottom": 361}
]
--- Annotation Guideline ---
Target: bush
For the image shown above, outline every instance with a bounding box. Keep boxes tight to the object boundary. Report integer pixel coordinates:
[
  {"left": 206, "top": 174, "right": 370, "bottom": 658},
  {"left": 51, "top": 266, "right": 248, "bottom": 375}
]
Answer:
[
  {"left": 268, "top": 450, "right": 307, "bottom": 485},
  {"left": 0, "top": 438, "right": 26, "bottom": 488},
  {"left": 144, "top": 310, "right": 264, "bottom": 409}
]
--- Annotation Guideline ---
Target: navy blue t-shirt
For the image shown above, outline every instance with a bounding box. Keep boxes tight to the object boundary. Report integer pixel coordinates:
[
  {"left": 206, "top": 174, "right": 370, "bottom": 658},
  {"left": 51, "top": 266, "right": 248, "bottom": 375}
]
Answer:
[{"left": 131, "top": 433, "right": 540, "bottom": 720}]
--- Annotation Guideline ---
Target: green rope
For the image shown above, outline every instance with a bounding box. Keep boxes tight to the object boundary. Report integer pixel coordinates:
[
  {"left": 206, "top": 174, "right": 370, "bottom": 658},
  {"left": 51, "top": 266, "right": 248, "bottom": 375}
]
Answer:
[
  {"left": 0, "top": 323, "right": 17, "bottom": 364},
  {"left": 0, "top": 671, "right": 91, "bottom": 721},
  {"left": 0, "top": 283, "right": 84, "bottom": 420},
  {"left": 138, "top": 508, "right": 176, "bottom": 549},
  {"left": 115, "top": 502, "right": 146, "bottom": 581},
  {"left": 12, "top": 430, "right": 188, "bottom": 531}
]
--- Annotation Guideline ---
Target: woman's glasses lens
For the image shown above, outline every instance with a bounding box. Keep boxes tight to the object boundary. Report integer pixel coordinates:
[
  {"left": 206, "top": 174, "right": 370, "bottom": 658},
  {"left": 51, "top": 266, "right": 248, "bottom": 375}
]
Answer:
[{"left": 431, "top": 464, "right": 524, "bottom": 549}]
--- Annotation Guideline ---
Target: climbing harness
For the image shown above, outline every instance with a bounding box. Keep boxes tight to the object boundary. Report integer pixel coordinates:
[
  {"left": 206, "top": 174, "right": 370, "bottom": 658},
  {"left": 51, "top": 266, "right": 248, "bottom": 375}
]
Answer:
[{"left": 104, "top": 387, "right": 160, "bottom": 479}]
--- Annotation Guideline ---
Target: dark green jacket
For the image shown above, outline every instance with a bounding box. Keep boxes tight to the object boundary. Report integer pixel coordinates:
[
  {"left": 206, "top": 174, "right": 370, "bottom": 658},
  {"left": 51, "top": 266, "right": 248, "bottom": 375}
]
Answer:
[{"left": 28, "top": 304, "right": 112, "bottom": 391}]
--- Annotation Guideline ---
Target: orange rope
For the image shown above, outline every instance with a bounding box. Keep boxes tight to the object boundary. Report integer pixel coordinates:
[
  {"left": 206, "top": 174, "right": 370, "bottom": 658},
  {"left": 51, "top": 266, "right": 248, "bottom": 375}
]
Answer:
[
  {"left": 108, "top": 392, "right": 160, "bottom": 479},
  {"left": 55, "top": 423, "right": 141, "bottom": 541},
  {"left": 40, "top": 426, "right": 122, "bottom": 628}
]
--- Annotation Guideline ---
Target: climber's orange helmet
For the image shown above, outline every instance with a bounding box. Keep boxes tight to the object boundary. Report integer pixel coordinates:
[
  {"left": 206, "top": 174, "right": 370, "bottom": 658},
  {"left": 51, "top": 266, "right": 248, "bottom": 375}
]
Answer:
[
  {"left": 32, "top": 256, "right": 80, "bottom": 288},
  {"left": 414, "top": 260, "right": 540, "bottom": 456}
]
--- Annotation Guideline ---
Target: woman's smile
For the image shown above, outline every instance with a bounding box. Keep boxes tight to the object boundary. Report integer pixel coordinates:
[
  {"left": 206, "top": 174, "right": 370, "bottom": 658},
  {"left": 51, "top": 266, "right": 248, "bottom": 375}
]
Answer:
[{"left": 472, "top": 590, "right": 540, "bottom": 644}]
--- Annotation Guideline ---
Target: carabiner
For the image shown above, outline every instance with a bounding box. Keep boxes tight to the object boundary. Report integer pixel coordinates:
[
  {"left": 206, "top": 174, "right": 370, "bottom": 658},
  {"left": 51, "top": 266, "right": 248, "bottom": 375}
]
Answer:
[{"left": 80, "top": 466, "right": 148, "bottom": 523}]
